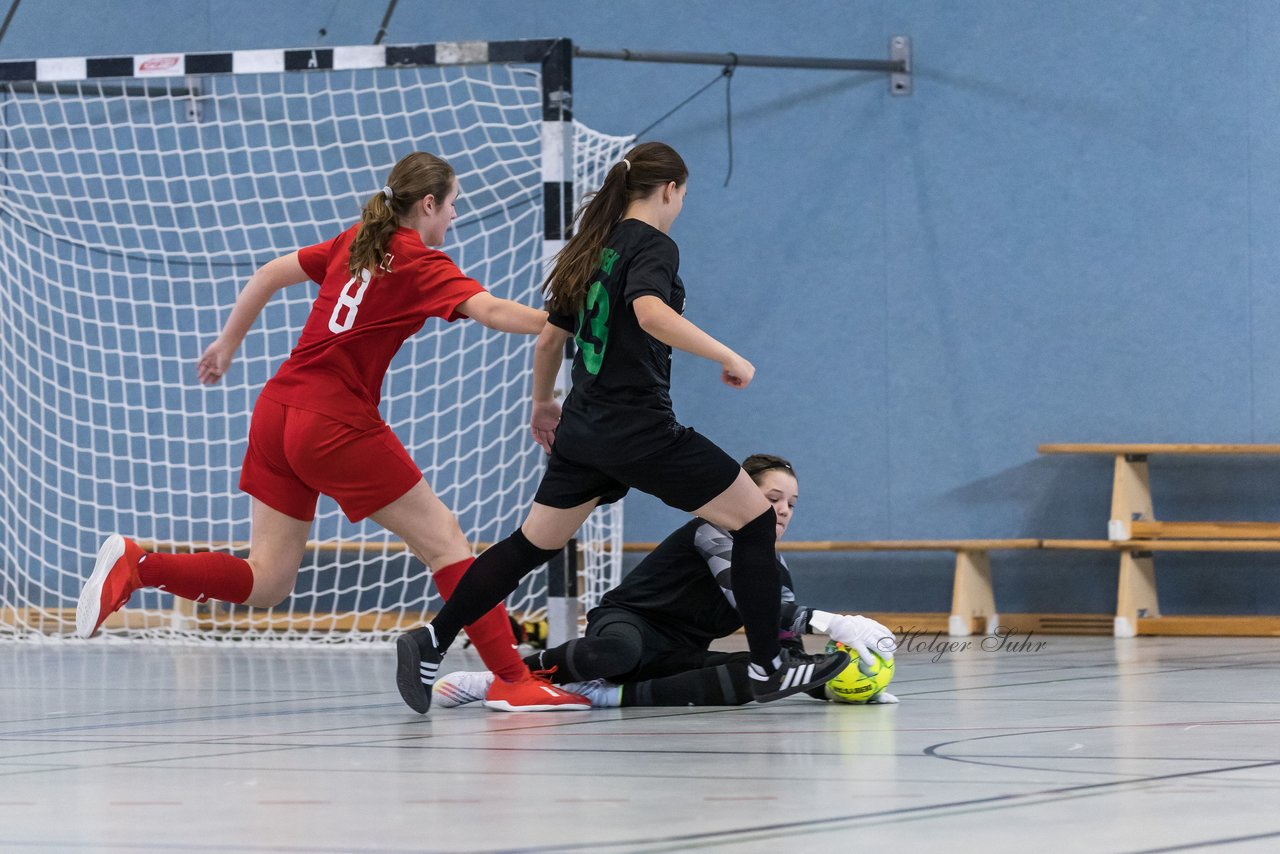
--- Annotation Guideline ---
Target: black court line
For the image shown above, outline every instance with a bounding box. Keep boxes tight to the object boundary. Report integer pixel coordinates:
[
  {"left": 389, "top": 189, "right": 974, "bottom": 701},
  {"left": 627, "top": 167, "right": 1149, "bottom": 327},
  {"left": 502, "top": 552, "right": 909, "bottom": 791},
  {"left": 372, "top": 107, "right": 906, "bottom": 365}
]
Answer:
[
  {"left": 863, "top": 656, "right": 1280, "bottom": 699},
  {"left": 1, "top": 724, "right": 902, "bottom": 773},
  {"left": 0, "top": 700, "right": 404, "bottom": 738},
  {"left": 919, "top": 717, "right": 1280, "bottom": 777},
  {"left": 1, "top": 641, "right": 1267, "bottom": 728},
  {"left": 5, "top": 755, "right": 1080, "bottom": 799},
  {"left": 4, "top": 729, "right": 1277, "bottom": 849},
  {"left": 5, "top": 643, "right": 1276, "bottom": 851},
  {"left": 0, "top": 842, "right": 422, "bottom": 854},
  {"left": 475, "top": 757, "right": 1280, "bottom": 854},
  {"left": 0, "top": 649, "right": 1267, "bottom": 733},
  {"left": 8, "top": 709, "right": 1276, "bottom": 789},
  {"left": 924, "top": 717, "right": 1280, "bottom": 747},
  {"left": 7, "top": 715, "right": 1277, "bottom": 788},
  {"left": 902, "top": 662, "right": 1265, "bottom": 698},
  {"left": 0, "top": 703, "right": 802, "bottom": 776},
  {"left": 0, "top": 691, "right": 754, "bottom": 745},
  {"left": 0, "top": 684, "right": 415, "bottom": 727},
  {"left": 1125, "top": 830, "right": 1280, "bottom": 853},
  {"left": 5, "top": 813, "right": 1280, "bottom": 854}
]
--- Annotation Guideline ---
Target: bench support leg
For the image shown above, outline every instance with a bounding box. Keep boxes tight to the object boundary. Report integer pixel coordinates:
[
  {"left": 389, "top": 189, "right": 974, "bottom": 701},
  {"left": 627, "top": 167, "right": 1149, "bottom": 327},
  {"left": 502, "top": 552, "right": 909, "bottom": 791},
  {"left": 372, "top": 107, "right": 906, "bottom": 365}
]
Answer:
[
  {"left": 1115, "top": 551, "right": 1160, "bottom": 638},
  {"left": 949, "top": 550, "right": 996, "bottom": 637},
  {"left": 1109, "top": 454, "right": 1154, "bottom": 539},
  {"left": 1110, "top": 454, "right": 1159, "bottom": 637}
]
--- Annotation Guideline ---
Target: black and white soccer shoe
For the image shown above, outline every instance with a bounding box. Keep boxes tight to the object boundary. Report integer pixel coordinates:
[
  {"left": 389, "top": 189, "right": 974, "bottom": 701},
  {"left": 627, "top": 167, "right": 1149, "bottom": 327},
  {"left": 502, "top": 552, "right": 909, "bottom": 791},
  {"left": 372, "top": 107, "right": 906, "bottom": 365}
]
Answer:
[
  {"left": 749, "top": 648, "right": 849, "bottom": 703},
  {"left": 396, "top": 625, "right": 443, "bottom": 714}
]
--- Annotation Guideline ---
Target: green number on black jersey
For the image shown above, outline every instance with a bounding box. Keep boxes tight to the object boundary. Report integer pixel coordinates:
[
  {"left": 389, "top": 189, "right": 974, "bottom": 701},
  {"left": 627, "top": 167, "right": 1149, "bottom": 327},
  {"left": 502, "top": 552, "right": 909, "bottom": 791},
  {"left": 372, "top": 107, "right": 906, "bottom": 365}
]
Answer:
[
  {"left": 599, "top": 247, "right": 620, "bottom": 276},
  {"left": 577, "top": 280, "right": 610, "bottom": 375}
]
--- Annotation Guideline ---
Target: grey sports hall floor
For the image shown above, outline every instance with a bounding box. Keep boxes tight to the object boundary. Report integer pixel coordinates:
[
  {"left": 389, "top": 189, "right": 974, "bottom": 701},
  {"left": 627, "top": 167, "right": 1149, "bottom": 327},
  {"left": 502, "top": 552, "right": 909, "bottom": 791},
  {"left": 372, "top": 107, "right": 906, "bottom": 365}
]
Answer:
[{"left": 2, "top": 634, "right": 1279, "bottom": 853}]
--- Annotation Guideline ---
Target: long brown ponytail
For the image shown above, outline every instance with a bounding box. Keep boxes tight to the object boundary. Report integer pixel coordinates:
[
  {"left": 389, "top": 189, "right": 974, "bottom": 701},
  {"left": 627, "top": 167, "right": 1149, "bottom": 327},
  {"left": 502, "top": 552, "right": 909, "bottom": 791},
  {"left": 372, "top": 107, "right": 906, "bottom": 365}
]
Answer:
[
  {"left": 544, "top": 141, "right": 688, "bottom": 314},
  {"left": 348, "top": 151, "right": 455, "bottom": 277}
]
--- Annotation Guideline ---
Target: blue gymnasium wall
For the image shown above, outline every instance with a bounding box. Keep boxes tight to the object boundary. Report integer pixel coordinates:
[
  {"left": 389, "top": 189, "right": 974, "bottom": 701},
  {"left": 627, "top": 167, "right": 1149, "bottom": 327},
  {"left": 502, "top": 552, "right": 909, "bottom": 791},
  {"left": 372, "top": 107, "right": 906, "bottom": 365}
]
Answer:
[{"left": 7, "top": 0, "right": 1280, "bottom": 617}]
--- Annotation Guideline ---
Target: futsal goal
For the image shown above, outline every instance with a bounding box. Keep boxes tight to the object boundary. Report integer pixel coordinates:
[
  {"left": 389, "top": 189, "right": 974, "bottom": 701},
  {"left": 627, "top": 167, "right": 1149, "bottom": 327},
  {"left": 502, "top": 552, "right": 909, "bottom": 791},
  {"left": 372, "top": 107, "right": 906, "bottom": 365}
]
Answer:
[{"left": 0, "top": 38, "right": 631, "bottom": 643}]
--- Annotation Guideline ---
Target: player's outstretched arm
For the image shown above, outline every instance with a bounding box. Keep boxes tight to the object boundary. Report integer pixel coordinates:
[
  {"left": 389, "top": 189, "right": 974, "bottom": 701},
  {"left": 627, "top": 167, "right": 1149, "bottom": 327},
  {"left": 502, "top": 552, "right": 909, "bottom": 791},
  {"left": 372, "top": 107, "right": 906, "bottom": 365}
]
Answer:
[
  {"left": 456, "top": 292, "right": 547, "bottom": 335},
  {"left": 631, "top": 295, "right": 754, "bottom": 388},
  {"left": 197, "top": 252, "right": 309, "bottom": 384},
  {"left": 529, "top": 324, "right": 570, "bottom": 453}
]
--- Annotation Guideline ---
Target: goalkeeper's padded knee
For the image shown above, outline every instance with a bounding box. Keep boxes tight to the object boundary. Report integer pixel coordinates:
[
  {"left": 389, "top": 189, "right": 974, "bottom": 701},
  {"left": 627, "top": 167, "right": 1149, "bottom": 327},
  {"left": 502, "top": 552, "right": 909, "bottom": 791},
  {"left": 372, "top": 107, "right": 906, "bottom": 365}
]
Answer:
[{"left": 565, "top": 632, "right": 644, "bottom": 681}]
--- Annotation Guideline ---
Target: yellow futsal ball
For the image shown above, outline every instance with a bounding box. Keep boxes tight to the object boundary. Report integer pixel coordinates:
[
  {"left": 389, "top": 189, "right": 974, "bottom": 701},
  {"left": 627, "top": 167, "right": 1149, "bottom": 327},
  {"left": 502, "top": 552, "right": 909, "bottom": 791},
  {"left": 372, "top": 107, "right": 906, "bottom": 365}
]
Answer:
[{"left": 823, "top": 640, "right": 894, "bottom": 704}]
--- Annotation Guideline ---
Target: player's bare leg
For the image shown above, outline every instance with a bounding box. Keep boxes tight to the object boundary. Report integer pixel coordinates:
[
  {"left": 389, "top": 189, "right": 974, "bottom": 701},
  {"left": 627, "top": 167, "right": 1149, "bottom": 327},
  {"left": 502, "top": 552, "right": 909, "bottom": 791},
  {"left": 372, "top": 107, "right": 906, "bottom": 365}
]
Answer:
[
  {"left": 368, "top": 479, "right": 472, "bottom": 569},
  {"left": 239, "top": 499, "right": 312, "bottom": 607}
]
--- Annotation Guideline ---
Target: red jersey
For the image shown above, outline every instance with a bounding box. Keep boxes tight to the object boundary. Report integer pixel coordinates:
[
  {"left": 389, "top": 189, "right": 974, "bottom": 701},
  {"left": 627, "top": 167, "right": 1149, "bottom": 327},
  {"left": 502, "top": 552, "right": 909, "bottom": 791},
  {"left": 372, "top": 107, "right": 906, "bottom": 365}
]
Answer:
[{"left": 259, "top": 224, "right": 485, "bottom": 428}]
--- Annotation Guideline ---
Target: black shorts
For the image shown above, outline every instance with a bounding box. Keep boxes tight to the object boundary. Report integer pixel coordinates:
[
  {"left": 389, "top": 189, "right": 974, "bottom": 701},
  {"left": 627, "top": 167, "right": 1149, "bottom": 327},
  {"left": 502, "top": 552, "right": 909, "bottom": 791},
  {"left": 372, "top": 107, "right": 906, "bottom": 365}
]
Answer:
[{"left": 533, "top": 426, "right": 740, "bottom": 513}]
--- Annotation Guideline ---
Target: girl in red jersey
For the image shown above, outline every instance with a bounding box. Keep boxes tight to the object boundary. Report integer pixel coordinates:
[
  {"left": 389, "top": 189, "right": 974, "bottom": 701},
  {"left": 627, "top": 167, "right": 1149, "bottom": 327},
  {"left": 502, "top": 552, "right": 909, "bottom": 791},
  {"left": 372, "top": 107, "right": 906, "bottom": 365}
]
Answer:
[{"left": 75, "top": 151, "right": 588, "bottom": 712}]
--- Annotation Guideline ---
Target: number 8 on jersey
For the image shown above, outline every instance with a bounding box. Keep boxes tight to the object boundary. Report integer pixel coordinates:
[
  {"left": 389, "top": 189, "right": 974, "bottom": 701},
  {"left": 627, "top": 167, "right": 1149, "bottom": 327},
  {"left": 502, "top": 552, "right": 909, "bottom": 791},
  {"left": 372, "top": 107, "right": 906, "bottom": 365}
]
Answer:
[{"left": 329, "top": 269, "right": 372, "bottom": 334}]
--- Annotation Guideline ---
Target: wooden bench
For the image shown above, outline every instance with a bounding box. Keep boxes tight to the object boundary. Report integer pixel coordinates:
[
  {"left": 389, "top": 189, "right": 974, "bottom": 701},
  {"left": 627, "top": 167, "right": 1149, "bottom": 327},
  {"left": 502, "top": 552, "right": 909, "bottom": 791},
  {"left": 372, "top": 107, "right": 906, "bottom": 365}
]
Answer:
[
  {"left": 1041, "top": 539, "right": 1280, "bottom": 637},
  {"left": 624, "top": 533, "right": 1280, "bottom": 639},
  {"left": 1039, "top": 443, "right": 1280, "bottom": 636},
  {"left": 139, "top": 512, "right": 1280, "bottom": 640},
  {"left": 625, "top": 539, "right": 1042, "bottom": 638},
  {"left": 1038, "top": 443, "right": 1280, "bottom": 540}
]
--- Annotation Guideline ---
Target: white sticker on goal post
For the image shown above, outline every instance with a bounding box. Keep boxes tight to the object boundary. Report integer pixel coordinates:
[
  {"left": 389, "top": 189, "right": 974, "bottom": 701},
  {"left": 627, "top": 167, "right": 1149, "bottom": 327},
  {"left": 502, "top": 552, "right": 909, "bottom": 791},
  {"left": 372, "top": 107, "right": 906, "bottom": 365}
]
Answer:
[
  {"left": 541, "top": 122, "right": 571, "bottom": 183},
  {"left": 333, "top": 45, "right": 385, "bottom": 70},
  {"left": 435, "top": 41, "right": 489, "bottom": 65},
  {"left": 233, "top": 50, "right": 285, "bottom": 74},
  {"left": 35, "top": 57, "right": 87, "bottom": 81},
  {"left": 135, "top": 55, "right": 182, "bottom": 76},
  {"left": 542, "top": 239, "right": 567, "bottom": 280}
]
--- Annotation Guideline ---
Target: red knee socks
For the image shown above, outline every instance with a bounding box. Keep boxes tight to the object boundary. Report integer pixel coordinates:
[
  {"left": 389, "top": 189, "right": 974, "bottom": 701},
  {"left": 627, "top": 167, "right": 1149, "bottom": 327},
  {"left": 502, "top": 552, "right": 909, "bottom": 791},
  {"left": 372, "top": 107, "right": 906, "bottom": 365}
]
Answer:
[
  {"left": 136, "top": 551, "right": 526, "bottom": 682},
  {"left": 137, "top": 551, "right": 256, "bottom": 604}
]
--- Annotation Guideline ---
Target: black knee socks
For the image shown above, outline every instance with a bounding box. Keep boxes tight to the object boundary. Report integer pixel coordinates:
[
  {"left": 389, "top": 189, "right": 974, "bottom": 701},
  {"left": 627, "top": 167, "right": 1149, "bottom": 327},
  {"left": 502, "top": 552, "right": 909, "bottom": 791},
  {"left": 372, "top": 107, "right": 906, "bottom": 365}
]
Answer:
[
  {"left": 729, "top": 507, "right": 783, "bottom": 669},
  {"left": 622, "top": 662, "right": 754, "bottom": 707},
  {"left": 430, "top": 528, "right": 560, "bottom": 650}
]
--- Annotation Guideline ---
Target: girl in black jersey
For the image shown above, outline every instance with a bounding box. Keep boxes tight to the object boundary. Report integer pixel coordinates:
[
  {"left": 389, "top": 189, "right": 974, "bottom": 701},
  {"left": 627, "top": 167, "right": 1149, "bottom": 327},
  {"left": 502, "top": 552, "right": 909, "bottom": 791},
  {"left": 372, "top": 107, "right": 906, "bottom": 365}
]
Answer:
[
  {"left": 395, "top": 142, "right": 848, "bottom": 713},
  {"left": 432, "top": 454, "right": 900, "bottom": 708}
]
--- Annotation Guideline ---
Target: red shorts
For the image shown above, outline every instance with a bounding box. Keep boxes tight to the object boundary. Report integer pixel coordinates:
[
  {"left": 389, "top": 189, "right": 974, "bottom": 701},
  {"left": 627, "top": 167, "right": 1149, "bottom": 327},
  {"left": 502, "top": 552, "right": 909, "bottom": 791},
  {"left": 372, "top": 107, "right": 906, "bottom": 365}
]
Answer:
[{"left": 239, "top": 397, "right": 422, "bottom": 522}]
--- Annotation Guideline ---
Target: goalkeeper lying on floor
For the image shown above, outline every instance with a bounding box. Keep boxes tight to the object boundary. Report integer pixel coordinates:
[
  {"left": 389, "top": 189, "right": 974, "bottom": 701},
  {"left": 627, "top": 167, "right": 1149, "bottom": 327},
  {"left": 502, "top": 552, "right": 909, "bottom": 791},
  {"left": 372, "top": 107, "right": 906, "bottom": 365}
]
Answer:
[{"left": 435, "top": 453, "right": 899, "bottom": 709}]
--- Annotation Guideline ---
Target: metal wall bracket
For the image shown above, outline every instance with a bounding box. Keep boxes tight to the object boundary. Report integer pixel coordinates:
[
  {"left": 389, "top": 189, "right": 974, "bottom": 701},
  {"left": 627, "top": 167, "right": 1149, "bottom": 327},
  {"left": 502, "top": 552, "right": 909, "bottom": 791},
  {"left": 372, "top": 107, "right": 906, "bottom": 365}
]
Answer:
[{"left": 890, "top": 36, "right": 911, "bottom": 96}]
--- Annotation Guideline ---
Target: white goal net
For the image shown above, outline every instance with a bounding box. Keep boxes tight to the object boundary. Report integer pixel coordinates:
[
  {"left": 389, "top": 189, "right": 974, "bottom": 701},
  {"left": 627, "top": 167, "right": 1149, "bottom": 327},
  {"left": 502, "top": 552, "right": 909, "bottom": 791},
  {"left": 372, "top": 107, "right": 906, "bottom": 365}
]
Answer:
[{"left": 0, "top": 43, "right": 634, "bottom": 643}]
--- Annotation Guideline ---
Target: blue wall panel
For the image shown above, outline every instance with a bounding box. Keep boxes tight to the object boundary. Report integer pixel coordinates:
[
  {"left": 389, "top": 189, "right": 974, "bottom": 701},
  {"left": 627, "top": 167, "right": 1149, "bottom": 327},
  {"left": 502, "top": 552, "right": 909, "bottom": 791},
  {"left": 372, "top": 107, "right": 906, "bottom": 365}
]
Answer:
[{"left": 6, "top": 0, "right": 1280, "bottom": 615}]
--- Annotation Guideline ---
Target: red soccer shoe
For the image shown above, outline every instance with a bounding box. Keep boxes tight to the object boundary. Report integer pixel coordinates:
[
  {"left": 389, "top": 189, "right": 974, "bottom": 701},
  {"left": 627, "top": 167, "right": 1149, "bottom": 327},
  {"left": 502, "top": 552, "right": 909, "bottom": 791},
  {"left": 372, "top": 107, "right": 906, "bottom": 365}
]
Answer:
[
  {"left": 75, "top": 535, "right": 145, "bottom": 638},
  {"left": 483, "top": 670, "right": 591, "bottom": 712}
]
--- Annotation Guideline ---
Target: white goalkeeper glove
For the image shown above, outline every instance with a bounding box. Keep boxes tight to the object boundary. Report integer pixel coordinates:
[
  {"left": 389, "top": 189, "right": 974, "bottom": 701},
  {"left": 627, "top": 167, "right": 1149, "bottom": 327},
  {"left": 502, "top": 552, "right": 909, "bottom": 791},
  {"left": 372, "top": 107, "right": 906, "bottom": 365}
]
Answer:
[
  {"left": 868, "top": 691, "right": 899, "bottom": 704},
  {"left": 817, "top": 613, "right": 897, "bottom": 664}
]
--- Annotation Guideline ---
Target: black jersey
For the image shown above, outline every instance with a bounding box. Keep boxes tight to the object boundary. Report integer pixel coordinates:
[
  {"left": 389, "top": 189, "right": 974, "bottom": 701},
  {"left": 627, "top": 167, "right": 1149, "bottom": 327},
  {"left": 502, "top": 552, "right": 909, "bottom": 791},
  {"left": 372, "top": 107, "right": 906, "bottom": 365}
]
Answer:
[
  {"left": 593, "top": 518, "right": 810, "bottom": 647},
  {"left": 547, "top": 219, "right": 686, "bottom": 463}
]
